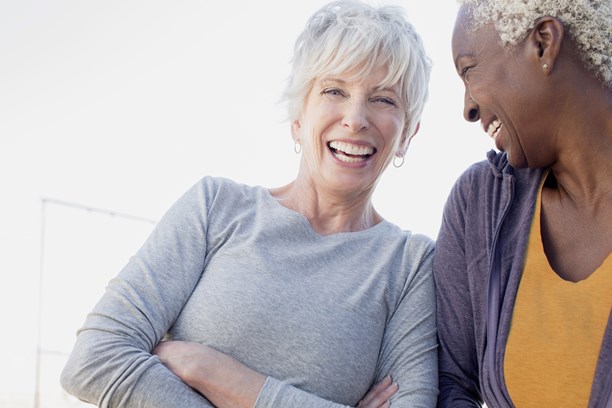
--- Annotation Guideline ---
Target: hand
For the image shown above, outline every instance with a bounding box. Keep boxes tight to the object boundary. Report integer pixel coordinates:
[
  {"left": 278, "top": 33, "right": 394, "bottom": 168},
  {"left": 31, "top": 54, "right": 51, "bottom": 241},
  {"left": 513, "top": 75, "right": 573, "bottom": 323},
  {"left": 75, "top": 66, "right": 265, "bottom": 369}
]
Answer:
[
  {"left": 357, "top": 376, "right": 399, "bottom": 408},
  {"left": 152, "top": 340, "right": 265, "bottom": 408}
]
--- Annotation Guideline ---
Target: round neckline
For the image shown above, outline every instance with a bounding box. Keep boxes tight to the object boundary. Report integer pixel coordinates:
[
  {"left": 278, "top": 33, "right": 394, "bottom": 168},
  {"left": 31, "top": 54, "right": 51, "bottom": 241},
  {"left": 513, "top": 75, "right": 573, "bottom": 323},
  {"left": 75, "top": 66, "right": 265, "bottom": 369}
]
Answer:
[{"left": 258, "top": 185, "right": 393, "bottom": 239}]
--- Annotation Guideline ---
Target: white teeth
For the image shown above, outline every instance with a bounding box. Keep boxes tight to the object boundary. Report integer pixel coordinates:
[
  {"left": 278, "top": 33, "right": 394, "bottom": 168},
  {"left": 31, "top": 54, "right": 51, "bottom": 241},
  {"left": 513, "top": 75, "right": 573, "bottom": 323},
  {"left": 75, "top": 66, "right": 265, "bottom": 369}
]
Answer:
[
  {"left": 335, "top": 154, "right": 366, "bottom": 163},
  {"left": 487, "top": 120, "right": 502, "bottom": 138},
  {"left": 329, "top": 141, "right": 374, "bottom": 156}
]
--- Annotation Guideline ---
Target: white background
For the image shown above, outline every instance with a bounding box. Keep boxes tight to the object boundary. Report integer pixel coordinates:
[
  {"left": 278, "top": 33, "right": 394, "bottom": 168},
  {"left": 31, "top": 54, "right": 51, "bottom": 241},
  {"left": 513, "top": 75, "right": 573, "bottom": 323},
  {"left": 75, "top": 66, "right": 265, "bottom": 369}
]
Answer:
[{"left": 0, "top": 1, "right": 491, "bottom": 406}]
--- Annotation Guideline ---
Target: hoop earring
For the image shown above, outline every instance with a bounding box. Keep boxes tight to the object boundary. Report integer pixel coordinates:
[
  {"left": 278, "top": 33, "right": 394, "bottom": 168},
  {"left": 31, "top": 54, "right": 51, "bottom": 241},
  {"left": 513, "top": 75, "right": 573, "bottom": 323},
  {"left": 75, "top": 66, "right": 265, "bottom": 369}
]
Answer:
[
  {"left": 294, "top": 141, "right": 302, "bottom": 154},
  {"left": 393, "top": 154, "right": 404, "bottom": 168}
]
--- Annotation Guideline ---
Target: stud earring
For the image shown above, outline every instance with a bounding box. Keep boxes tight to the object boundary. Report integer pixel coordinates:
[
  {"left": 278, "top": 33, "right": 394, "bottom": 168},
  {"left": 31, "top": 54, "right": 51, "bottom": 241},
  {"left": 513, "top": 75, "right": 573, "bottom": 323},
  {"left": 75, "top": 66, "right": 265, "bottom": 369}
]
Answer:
[{"left": 543, "top": 63, "right": 549, "bottom": 71}]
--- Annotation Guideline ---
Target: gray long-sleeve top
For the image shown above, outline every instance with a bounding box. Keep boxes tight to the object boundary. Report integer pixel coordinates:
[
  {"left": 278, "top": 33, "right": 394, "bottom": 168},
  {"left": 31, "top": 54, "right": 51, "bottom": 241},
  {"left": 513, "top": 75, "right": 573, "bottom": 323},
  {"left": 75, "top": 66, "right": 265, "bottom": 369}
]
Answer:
[{"left": 61, "top": 176, "right": 438, "bottom": 407}]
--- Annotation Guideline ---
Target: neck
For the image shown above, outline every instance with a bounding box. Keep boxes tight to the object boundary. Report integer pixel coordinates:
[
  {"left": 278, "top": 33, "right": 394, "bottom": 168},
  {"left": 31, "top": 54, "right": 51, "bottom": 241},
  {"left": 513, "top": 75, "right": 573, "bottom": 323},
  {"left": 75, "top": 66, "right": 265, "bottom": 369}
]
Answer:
[
  {"left": 548, "top": 80, "right": 612, "bottom": 206},
  {"left": 269, "top": 179, "right": 382, "bottom": 235}
]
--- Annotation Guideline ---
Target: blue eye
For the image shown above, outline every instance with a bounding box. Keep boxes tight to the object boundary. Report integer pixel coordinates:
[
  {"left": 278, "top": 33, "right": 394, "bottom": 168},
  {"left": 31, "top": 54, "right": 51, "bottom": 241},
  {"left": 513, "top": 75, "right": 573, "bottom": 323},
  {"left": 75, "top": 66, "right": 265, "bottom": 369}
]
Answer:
[{"left": 322, "top": 88, "right": 344, "bottom": 97}]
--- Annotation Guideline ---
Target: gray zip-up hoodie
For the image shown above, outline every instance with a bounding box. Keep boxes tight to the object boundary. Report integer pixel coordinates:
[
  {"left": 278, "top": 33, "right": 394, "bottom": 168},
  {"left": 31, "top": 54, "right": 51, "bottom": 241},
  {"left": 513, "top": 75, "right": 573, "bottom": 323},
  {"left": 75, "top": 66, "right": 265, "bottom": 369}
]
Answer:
[{"left": 433, "top": 150, "right": 612, "bottom": 408}]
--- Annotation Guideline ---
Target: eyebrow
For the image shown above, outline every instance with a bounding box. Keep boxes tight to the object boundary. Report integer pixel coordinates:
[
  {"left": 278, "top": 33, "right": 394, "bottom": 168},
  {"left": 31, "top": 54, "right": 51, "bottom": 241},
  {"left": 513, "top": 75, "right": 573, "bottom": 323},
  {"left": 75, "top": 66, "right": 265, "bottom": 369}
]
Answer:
[
  {"left": 318, "top": 77, "right": 399, "bottom": 94},
  {"left": 318, "top": 76, "right": 345, "bottom": 84}
]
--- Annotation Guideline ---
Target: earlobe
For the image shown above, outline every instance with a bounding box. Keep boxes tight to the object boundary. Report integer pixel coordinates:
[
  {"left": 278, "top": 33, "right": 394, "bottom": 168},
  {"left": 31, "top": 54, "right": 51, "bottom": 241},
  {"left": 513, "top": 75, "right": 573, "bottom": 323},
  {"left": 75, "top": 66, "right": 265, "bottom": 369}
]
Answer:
[{"left": 530, "top": 17, "right": 564, "bottom": 73}]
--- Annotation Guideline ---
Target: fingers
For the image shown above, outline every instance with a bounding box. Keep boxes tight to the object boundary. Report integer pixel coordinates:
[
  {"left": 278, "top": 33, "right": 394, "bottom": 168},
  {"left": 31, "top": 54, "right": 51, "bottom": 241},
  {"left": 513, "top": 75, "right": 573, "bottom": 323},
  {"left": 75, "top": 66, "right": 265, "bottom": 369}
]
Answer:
[
  {"left": 366, "top": 375, "right": 392, "bottom": 396},
  {"left": 358, "top": 375, "right": 399, "bottom": 408}
]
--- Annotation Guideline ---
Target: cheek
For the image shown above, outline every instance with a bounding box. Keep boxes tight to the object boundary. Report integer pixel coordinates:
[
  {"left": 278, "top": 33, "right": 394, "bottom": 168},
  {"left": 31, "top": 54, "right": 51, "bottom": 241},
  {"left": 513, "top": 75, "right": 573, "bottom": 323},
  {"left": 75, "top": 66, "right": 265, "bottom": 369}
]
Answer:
[
  {"left": 465, "top": 79, "right": 487, "bottom": 103},
  {"left": 379, "top": 115, "right": 405, "bottom": 145},
  {"left": 304, "top": 104, "right": 338, "bottom": 133},
  {"left": 300, "top": 123, "right": 329, "bottom": 154}
]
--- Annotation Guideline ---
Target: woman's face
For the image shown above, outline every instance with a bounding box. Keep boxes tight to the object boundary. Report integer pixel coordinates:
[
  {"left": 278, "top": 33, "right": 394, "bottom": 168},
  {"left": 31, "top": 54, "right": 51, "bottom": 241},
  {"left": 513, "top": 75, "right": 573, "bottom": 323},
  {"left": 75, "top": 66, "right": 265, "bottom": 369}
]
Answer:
[
  {"left": 292, "top": 65, "right": 409, "bottom": 197},
  {"left": 452, "top": 8, "right": 554, "bottom": 168}
]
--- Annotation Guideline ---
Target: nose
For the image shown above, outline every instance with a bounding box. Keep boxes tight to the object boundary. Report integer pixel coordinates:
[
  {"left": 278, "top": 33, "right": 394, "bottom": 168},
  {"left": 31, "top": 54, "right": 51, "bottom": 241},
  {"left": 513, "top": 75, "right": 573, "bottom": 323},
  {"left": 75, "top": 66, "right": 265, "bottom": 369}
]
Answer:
[
  {"left": 342, "top": 101, "right": 369, "bottom": 133},
  {"left": 463, "top": 88, "right": 479, "bottom": 122}
]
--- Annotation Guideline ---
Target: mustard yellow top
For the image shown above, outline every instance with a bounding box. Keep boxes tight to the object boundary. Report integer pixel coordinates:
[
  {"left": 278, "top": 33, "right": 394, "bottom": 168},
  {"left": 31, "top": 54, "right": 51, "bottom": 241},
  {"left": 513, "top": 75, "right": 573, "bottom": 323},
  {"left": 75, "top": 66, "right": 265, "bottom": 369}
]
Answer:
[{"left": 504, "top": 173, "right": 612, "bottom": 408}]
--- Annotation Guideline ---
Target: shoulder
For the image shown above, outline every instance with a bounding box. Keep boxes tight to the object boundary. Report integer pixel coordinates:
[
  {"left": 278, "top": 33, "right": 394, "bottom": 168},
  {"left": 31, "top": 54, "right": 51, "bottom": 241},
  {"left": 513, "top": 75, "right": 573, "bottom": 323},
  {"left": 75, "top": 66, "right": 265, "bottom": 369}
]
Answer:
[
  {"left": 442, "top": 158, "right": 492, "bottom": 221},
  {"left": 398, "top": 232, "right": 436, "bottom": 303},
  {"left": 387, "top": 226, "right": 436, "bottom": 281},
  {"left": 404, "top": 231, "right": 435, "bottom": 259},
  {"left": 376, "top": 221, "right": 435, "bottom": 258},
  {"left": 453, "top": 150, "right": 542, "bottom": 191},
  {"left": 194, "top": 175, "right": 250, "bottom": 195},
  {"left": 160, "top": 176, "right": 261, "bottom": 225},
  {"left": 361, "top": 223, "right": 435, "bottom": 277},
  {"left": 452, "top": 150, "right": 503, "bottom": 194},
  {"left": 446, "top": 150, "right": 538, "bottom": 209},
  {"left": 404, "top": 232, "right": 435, "bottom": 285},
  {"left": 187, "top": 176, "right": 262, "bottom": 206}
]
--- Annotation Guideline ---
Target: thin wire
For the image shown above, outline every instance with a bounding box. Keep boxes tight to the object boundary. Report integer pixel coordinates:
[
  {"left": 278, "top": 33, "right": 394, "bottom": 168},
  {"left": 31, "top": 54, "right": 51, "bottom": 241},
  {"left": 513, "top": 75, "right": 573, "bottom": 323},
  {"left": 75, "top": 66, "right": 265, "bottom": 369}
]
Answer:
[{"left": 41, "top": 197, "right": 157, "bottom": 225}]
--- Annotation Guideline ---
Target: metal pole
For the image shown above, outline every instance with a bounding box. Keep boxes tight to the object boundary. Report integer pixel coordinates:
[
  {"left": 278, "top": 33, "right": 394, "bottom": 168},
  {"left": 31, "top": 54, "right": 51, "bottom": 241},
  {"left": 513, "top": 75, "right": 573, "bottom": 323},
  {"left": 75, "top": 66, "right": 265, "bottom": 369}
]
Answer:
[{"left": 32, "top": 198, "right": 156, "bottom": 408}]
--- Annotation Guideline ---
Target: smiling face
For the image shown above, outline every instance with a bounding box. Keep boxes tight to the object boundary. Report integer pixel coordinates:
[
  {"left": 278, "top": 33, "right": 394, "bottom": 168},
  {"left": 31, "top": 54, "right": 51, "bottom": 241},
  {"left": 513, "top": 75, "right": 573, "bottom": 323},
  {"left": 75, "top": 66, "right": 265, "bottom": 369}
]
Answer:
[
  {"left": 292, "top": 65, "right": 409, "bottom": 197},
  {"left": 452, "top": 7, "right": 555, "bottom": 168}
]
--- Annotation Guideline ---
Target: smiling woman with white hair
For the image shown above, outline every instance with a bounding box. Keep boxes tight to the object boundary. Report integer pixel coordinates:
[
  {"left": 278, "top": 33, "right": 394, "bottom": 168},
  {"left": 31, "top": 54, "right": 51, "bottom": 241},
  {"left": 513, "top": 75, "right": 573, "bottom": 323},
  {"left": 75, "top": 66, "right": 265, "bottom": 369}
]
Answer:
[
  {"left": 434, "top": 0, "right": 612, "bottom": 407},
  {"left": 60, "top": 1, "right": 437, "bottom": 407}
]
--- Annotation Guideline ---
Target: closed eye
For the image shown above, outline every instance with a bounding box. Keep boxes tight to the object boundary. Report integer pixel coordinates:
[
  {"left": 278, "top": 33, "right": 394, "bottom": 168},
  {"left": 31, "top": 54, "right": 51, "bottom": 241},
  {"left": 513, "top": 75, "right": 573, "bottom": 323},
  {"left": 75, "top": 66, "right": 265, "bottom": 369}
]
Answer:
[
  {"left": 371, "top": 96, "right": 398, "bottom": 107},
  {"left": 460, "top": 65, "right": 473, "bottom": 78}
]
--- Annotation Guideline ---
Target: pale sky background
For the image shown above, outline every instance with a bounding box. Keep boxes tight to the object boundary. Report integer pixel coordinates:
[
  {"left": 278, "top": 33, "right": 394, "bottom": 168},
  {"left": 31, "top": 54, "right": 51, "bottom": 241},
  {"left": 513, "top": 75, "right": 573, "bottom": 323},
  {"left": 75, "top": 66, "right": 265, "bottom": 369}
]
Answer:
[{"left": 0, "top": 1, "right": 492, "bottom": 406}]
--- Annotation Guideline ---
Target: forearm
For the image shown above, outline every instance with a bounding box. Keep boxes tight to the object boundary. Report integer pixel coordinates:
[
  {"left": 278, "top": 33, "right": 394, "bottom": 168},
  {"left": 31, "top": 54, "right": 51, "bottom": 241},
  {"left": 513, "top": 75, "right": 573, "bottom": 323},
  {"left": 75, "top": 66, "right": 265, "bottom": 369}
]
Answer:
[
  {"left": 61, "top": 331, "right": 213, "bottom": 407},
  {"left": 154, "top": 342, "right": 352, "bottom": 407},
  {"left": 158, "top": 343, "right": 266, "bottom": 408},
  {"left": 253, "top": 369, "right": 396, "bottom": 408},
  {"left": 197, "top": 363, "right": 265, "bottom": 408}
]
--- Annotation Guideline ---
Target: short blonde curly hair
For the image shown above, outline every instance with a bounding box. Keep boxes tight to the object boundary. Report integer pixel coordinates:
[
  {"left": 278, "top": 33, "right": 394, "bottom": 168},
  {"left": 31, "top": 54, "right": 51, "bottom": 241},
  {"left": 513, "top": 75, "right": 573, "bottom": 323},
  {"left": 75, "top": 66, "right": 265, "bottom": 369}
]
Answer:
[{"left": 458, "top": 0, "right": 612, "bottom": 87}]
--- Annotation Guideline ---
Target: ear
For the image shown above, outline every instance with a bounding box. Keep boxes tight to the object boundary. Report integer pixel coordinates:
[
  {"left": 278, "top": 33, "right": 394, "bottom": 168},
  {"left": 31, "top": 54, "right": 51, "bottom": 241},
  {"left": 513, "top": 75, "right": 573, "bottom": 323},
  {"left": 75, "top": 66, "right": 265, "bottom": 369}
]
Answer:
[
  {"left": 291, "top": 119, "right": 301, "bottom": 142},
  {"left": 528, "top": 17, "right": 564, "bottom": 74},
  {"left": 399, "top": 122, "right": 420, "bottom": 155}
]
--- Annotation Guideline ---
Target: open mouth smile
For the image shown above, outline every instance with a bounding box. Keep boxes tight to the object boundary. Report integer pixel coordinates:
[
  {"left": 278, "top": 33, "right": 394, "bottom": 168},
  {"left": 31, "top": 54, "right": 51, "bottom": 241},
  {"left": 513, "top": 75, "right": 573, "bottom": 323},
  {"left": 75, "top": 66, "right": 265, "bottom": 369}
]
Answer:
[
  {"left": 486, "top": 119, "right": 503, "bottom": 140},
  {"left": 328, "top": 141, "right": 376, "bottom": 163}
]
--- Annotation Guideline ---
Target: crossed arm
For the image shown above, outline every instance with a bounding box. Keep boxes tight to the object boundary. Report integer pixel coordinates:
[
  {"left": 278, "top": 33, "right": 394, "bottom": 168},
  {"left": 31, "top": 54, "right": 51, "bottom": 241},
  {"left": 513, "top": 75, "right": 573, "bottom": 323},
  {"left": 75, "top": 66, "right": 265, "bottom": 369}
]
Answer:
[
  {"left": 61, "top": 182, "right": 438, "bottom": 407},
  {"left": 153, "top": 340, "right": 398, "bottom": 408}
]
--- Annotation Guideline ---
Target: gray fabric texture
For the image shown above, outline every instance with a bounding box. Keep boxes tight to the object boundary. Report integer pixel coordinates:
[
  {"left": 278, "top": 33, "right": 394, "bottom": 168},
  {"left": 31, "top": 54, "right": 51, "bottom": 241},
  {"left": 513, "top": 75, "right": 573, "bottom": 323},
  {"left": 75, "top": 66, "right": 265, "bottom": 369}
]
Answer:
[
  {"left": 61, "top": 175, "right": 438, "bottom": 407},
  {"left": 433, "top": 150, "right": 612, "bottom": 408}
]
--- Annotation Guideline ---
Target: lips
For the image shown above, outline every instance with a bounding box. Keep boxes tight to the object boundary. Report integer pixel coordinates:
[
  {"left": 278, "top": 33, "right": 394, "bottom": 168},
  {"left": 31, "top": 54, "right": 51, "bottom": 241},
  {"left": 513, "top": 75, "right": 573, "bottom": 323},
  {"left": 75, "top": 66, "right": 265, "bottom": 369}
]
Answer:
[{"left": 328, "top": 140, "right": 375, "bottom": 163}]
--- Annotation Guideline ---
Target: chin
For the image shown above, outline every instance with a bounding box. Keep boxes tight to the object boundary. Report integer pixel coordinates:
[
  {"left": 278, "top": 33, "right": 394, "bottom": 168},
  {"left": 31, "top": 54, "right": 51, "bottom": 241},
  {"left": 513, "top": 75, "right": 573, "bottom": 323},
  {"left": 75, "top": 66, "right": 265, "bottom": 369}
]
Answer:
[{"left": 506, "top": 155, "right": 530, "bottom": 169}]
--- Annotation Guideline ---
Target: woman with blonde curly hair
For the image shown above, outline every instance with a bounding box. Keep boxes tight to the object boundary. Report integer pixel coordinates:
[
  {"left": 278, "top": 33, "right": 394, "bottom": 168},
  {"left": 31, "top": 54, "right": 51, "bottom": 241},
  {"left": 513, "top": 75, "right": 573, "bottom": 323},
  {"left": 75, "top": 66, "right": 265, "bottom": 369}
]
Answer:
[{"left": 434, "top": 0, "right": 612, "bottom": 407}]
